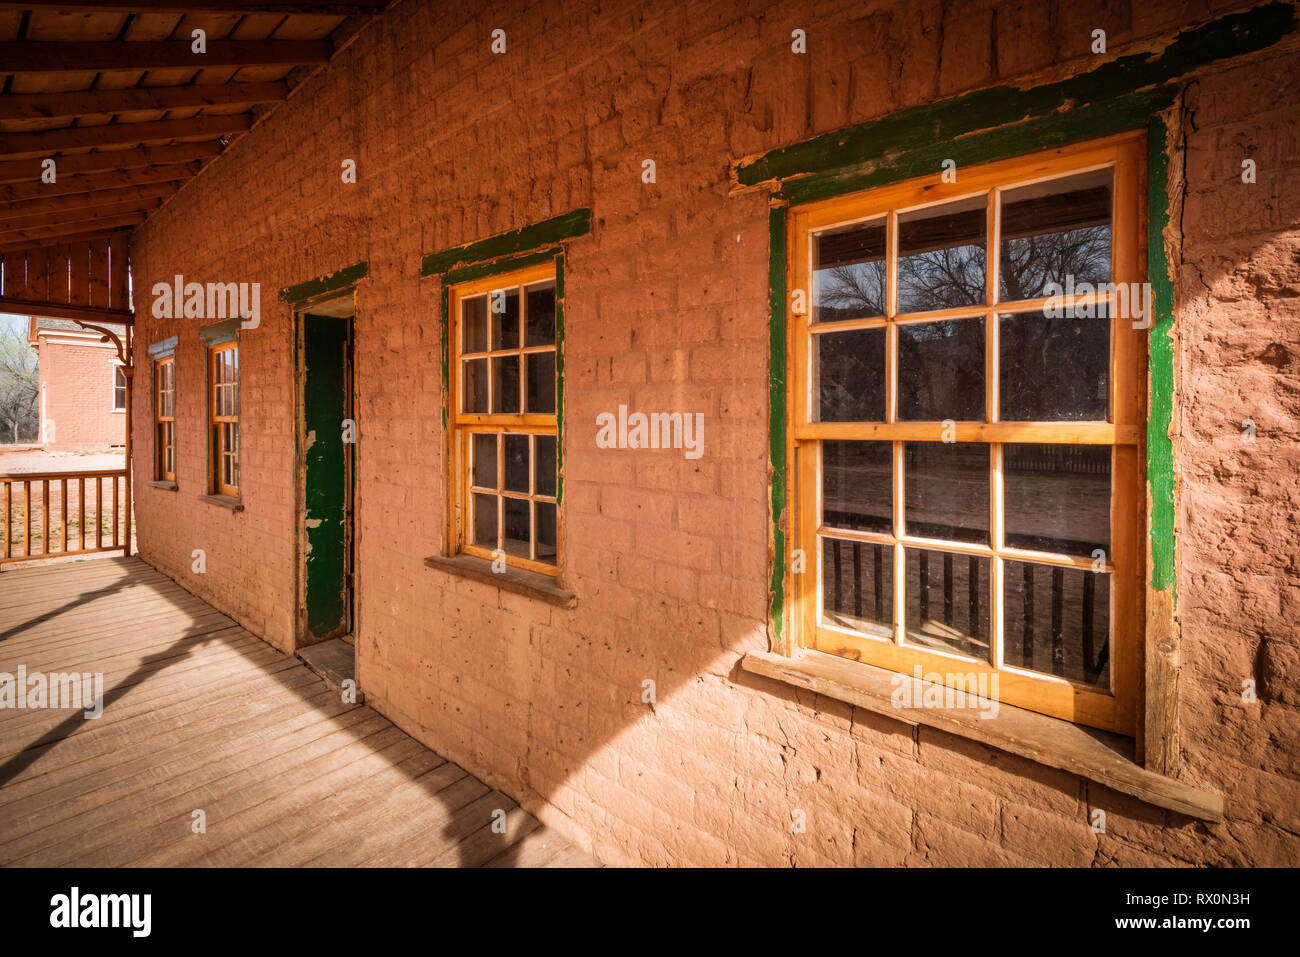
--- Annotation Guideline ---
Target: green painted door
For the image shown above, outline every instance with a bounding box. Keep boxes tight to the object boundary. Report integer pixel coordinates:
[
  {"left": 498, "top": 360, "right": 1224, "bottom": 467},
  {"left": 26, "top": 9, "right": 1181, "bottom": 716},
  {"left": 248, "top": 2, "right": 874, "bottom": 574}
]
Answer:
[{"left": 302, "top": 312, "right": 351, "bottom": 640}]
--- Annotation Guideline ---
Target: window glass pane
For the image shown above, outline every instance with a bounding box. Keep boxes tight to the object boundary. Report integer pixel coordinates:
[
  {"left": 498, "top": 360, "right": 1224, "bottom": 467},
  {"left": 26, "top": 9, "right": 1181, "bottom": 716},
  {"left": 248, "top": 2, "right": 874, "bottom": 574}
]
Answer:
[
  {"left": 473, "top": 492, "right": 497, "bottom": 547},
  {"left": 462, "top": 294, "right": 488, "bottom": 352},
  {"left": 816, "top": 327, "right": 885, "bottom": 421},
  {"left": 503, "top": 497, "right": 529, "bottom": 557},
  {"left": 999, "top": 168, "right": 1112, "bottom": 302},
  {"left": 525, "top": 281, "right": 556, "bottom": 347},
  {"left": 536, "top": 501, "right": 557, "bottom": 563},
  {"left": 821, "top": 537, "right": 893, "bottom": 638},
  {"left": 491, "top": 288, "right": 520, "bottom": 350},
  {"left": 822, "top": 440, "right": 892, "bottom": 533},
  {"left": 535, "top": 435, "right": 557, "bottom": 497},
  {"left": 1003, "top": 561, "right": 1110, "bottom": 687},
  {"left": 492, "top": 356, "right": 520, "bottom": 413},
  {"left": 903, "top": 547, "right": 990, "bottom": 662},
  {"left": 904, "top": 442, "right": 989, "bottom": 544},
  {"left": 1003, "top": 444, "right": 1110, "bottom": 556},
  {"left": 898, "top": 317, "right": 985, "bottom": 420},
  {"left": 897, "top": 195, "right": 987, "bottom": 314},
  {"left": 472, "top": 433, "right": 497, "bottom": 489},
  {"left": 526, "top": 351, "right": 556, "bottom": 414},
  {"left": 813, "top": 219, "right": 886, "bottom": 323},
  {"left": 504, "top": 434, "right": 529, "bottom": 493},
  {"left": 999, "top": 308, "right": 1109, "bottom": 421},
  {"left": 462, "top": 358, "right": 487, "bottom": 413}
]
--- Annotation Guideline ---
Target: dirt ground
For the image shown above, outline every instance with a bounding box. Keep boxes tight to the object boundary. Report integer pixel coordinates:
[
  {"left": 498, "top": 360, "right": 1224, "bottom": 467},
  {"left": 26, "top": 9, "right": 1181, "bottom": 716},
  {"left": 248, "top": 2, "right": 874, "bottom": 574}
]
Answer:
[{"left": 0, "top": 447, "right": 126, "bottom": 474}]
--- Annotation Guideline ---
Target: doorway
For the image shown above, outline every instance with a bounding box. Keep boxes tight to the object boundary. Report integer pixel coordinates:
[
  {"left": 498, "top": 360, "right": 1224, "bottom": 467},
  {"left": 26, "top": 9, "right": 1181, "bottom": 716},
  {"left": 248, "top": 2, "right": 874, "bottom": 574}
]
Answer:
[{"left": 295, "top": 293, "right": 355, "bottom": 648}]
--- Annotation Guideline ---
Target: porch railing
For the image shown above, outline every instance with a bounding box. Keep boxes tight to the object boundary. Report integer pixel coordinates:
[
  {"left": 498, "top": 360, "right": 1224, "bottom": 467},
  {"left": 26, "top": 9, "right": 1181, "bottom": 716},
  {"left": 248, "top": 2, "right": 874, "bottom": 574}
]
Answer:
[{"left": 0, "top": 469, "right": 132, "bottom": 564}]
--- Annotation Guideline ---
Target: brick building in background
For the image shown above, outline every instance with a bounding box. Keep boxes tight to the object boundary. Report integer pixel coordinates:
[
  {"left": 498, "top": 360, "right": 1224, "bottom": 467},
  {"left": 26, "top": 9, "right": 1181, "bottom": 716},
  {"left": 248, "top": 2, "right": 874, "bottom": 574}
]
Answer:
[
  {"left": 92, "top": 0, "right": 1300, "bottom": 866},
  {"left": 27, "top": 317, "right": 126, "bottom": 451}
]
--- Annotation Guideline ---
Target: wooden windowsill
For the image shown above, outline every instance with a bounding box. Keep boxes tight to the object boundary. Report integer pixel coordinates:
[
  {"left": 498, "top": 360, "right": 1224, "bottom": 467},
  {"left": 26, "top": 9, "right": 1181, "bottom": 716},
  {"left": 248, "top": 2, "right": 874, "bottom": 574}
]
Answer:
[
  {"left": 740, "top": 649, "right": 1223, "bottom": 822},
  {"left": 424, "top": 553, "right": 576, "bottom": 608},
  {"left": 198, "top": 493, "right": 243, "bottom": 512},
  {"left": 147, "top": 480, "right": 177, "bottom": 491}
]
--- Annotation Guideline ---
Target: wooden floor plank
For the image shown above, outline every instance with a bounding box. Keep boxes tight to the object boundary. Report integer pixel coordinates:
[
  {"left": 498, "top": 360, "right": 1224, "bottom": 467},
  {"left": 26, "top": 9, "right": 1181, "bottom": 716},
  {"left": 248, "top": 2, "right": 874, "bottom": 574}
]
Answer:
[{"left": 0, "top": 556, "right": 596, "bottom": 868}]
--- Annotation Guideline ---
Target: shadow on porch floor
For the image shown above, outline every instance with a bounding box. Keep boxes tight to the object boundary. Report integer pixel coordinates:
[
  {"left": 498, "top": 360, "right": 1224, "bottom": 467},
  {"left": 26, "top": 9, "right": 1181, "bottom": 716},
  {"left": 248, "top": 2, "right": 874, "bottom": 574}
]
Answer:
[{"left": 0, "top": 556, "right": 595, "bottom": 867}]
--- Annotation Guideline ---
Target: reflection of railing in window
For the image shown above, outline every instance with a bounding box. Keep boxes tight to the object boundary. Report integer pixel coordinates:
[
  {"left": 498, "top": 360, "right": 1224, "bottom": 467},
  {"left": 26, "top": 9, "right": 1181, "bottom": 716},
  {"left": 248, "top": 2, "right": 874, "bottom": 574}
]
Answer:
[
  {"left": 1002, "top": 444, "right": 1110, "bottom": 475},
  {"left": 824, "top": 535, "right": 1111, "bottom": 687}
]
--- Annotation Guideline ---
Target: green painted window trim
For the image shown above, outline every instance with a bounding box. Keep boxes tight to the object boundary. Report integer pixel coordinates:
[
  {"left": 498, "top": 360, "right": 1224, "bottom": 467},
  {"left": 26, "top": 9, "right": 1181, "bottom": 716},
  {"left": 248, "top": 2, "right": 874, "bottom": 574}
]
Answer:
[
  {"left": 198, "top": 318, "right": 239, "bottom": 346},
  {"left": 278, "top": 261, "right": 369, "bottom": 304},
  {"left": 146, "top": 335, "right": 178, "bottom": 359},
  {"left": 420, "top": 208, "right": 591, "bottom": 277}
]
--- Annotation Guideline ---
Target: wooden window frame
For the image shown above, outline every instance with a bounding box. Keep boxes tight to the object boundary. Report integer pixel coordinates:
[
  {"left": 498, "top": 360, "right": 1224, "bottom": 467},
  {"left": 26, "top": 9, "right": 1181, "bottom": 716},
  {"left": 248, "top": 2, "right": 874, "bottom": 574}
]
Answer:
[
  {"left": 154, "top": 355, "right": 175, "bottom": 482},
  {"left": 446, "top": 261, "right": 560, "bottom": 577},
  {"left": 208, "top": 340, "right": 239, "bottom": 498},
  {"left": 786, "top": 132, "right": 1146, "bottom": 736}
]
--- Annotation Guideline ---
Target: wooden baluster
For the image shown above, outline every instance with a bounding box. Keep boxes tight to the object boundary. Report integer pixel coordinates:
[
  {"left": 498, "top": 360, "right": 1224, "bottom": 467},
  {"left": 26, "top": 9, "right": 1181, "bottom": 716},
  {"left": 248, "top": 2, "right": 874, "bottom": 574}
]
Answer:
[
  {"left": 95, "top": 475, "right": 103, "bottom": 550},
  {"left": 41, "top": 479, "right": 50, "bottom": 555},
  {"left": 23, "top": 480, "right": 30, "bottom": 558},
  {"left": 873, "top": 544, "right": 884, "bottom": 622},
  {"left": 2, "top": 481, "right": 10, "bottom": 559},
  {"left": 1082, "top": 571, "right": 1097, "bottom": 682},
  {"left": 1022, "top": 564, "right": 1034, "bottom": 665},
  {"left": 832, "top": 539, "right": 843, "bottom": 612},
  {"left": 919, "top": 551, "right": 929, "bottom": 623},
  {"left": 79, "top": 477, "right": 86, "bottom": 551},
  {"left": 61, "top": 479, "right": 68, "bottom": 553},
  {"left": 112, "top": 473, "right": 119, "bottom": 548},
  {"left": 1051, "top": 567, "right": 1065, "bottom": 676},
  {"left": 943, "top": 552, "right": 953, "bottom": 626},
  {"left": 852, "top": 541, "right": 862, "bottom": 618}
]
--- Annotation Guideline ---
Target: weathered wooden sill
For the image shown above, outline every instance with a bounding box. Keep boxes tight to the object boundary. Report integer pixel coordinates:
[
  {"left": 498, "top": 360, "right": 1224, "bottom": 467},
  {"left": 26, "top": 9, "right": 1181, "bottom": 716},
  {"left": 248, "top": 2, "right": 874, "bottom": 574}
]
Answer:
[
  {"left": 741, "top": 649, "right": 1223, "bottom": 822},
  {"left": 424, "top": 553, "right": 576, "bottom": 608},
  {"left": 147, "top": 480, "right": 177, "bottom": 491},
  {"left": 198, "top": 493, "right": 243, "bottom": 512}
]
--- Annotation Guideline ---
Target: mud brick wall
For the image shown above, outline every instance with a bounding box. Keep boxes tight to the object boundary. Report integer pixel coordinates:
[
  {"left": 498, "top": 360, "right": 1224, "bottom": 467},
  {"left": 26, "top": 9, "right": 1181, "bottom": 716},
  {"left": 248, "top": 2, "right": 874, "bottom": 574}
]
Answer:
[{"left": 129, "top": 0, "right": 1300, "bottom": 865}]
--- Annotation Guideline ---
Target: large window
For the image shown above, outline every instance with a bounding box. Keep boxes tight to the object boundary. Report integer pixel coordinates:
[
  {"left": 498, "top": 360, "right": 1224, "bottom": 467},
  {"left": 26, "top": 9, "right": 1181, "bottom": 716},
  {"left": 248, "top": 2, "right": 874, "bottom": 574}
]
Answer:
[
  {"left": 787, "top": 133, "right": 1145, "bottom": 734},
  {"left": 208, "top": 341, "right": 239, "bottom": 497},
  {"left": 154, "top": 356, "right": 175, "bottom": 482},
  {"left": 448, "top": 262, "right": 559, "bottom": 574}
]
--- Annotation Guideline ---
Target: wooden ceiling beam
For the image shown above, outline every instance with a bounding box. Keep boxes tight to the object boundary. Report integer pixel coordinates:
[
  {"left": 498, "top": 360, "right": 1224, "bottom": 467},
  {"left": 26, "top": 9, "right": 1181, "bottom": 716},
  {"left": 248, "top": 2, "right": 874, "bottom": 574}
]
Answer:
[
  {"left": 0, "top": 39, "right": 334, "bottom": 75},
  {"left": 0, "top": 227, "right": 130, "bottom": 254},
  {"left": 0, "top": 215, "right": 146, "bottom": 248},
  {"left": 2, "top": 181, "right": 179, "bottom": 218},
  {"left": 0, "top": 295, "right": 133, "bottom": 326},
  {"left": 3, "top": 195, "right": 163, "bottom": 230},
  {"left": 0, "top": 162, "right": 198, "bottom": 201},
  {"left": 0, "top": 114, "right": 251, "bottom": 157},
  {"left": 0, "top": 142, "right": 220, "bottom": 183},
  {"left": 0, "top": 82, "right": 289, "bottom": 121},
  {"left": 0, "top": 1, "right": 388, "bottom": 12}
]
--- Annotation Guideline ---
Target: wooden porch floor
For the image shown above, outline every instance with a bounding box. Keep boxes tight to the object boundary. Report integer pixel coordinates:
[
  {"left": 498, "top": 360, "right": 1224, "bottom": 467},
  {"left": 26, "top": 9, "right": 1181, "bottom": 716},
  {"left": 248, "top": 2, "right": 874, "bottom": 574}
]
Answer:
[{"left": 0, "top": 556, "right": 595, "bottom": 867}]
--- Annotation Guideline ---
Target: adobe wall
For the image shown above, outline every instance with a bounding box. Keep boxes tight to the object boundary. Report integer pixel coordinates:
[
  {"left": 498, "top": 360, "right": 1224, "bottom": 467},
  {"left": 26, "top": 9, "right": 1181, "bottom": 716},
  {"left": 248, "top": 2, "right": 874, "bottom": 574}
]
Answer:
[{"left": 129, "top": 0, "right": 1300, "bottom": 865}]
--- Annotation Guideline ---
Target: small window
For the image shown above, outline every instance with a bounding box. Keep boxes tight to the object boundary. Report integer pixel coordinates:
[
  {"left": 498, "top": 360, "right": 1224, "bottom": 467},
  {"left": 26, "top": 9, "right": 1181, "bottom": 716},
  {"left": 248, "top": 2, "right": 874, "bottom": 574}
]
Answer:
[
  {"left": 154, "top": 356, "right": 175, "bottom": 482},
  {"left": 787, "top": 134, "right": 1146, "bottom": 735},
  {"left": 449, "top": 263, "right": 559, "bottom": 573},
  {"left": 208, "top": 341, "right": 239, "bottom": 497},
  {"left": 112, "top": 366, "right": 126, "bottom": 412}
]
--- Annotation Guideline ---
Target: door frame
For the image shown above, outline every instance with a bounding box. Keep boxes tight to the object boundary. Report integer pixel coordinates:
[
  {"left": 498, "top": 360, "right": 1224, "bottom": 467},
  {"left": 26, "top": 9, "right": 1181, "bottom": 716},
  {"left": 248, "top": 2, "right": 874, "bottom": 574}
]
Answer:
[{"left": 291, "top": 287, "right": 358, "bottom": 651}]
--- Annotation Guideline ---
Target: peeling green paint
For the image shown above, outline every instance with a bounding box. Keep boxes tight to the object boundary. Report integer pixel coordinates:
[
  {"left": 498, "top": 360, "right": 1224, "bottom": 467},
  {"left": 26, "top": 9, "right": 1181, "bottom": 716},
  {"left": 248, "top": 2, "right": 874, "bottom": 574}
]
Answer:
[
  {"left": 279, "top": 260, "right": 369, "bottom": 304},
  {"left": 440, "top": 247, "right": 560, "bottom": 287},
  {"left": 439, "top": 284, "right": 450, "bottom": 430},
  {"left": 779, "top": 88, "right": 1175, "bottom": 205},
  {"left": 767, "top": 205, "right": 788, "bottom": 650},
  {"left": 1147, "top": 114, "right": 1178, "bottom": 600},
  {"left": 737, "top": 2, "right": 1296, "bottom": 191},
  {"left": 420, "top": 208, "right": 591, "bottom": 277}
]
